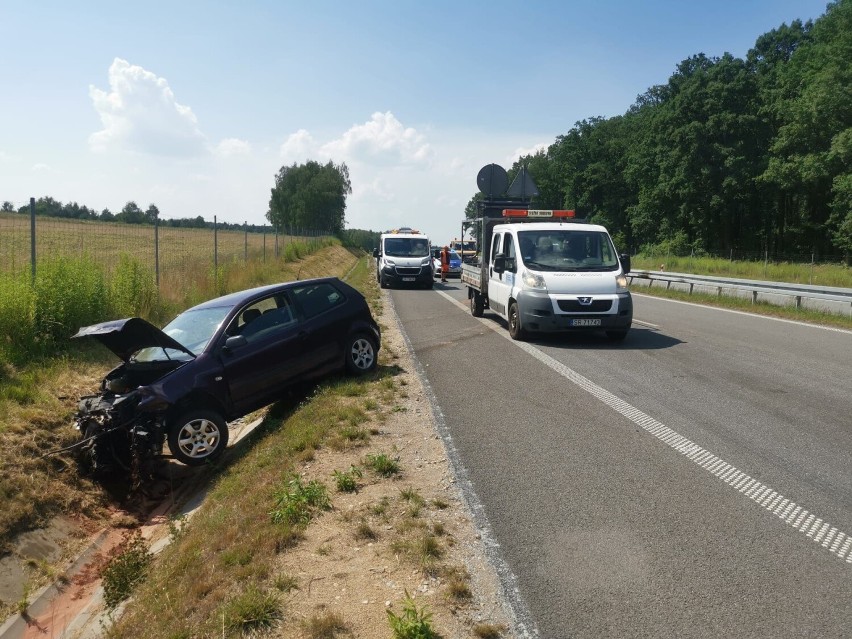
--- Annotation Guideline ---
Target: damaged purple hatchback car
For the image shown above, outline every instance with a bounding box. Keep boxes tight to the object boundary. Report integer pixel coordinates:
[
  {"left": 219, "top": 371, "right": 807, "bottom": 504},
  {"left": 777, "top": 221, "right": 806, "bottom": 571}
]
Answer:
[{"left": 72, "top": 277, "right": 380, "bottom": 474}]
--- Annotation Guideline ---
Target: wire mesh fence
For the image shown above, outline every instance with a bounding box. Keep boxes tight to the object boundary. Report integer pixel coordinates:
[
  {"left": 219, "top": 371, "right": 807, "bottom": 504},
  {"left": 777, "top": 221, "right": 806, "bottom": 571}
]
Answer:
[{"left": 0, "top": 211, "right": 332, "bottom": 284}]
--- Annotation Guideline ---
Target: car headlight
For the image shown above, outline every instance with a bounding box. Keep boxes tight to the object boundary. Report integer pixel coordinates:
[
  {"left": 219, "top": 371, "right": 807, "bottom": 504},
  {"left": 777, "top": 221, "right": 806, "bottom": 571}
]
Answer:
[
  {"left": 421, "top": 257, "right": 432, "bottom": 267},
  {"left": 616, "top": 274, "right": 629, "bottom": 292},
  {"left": 522, "top": 269, "right": 547, "bottom": 290},
  {"left": 136, "top": 386, "right": 169, "bottom": 412},
  {"left": 384, "top": 259, "right": 395, "bottom": 267}
]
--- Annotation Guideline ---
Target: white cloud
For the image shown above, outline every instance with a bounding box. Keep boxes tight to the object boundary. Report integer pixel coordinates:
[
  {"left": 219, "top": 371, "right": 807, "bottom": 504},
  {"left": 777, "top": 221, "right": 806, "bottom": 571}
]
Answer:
[
  {"left": 279, "top": 129, "right": 316, "bottom": 162},
  {"left": 507, "top": 142, "right": 548, "bottom": 166},
  {"left": 88, "top": 58, "right": 208, "bottom": 157},
  {"left": 32, "top": 163, "right": 52, "bottom": 172},
  {"left": 320, "top": 111, "right": 434, "bottom": 165},
  {"left": 353, "top": 177, "right": 395, "bottom": 202},
  {"left": 216, "top": 138, "right": 251, "bottom": 157}
]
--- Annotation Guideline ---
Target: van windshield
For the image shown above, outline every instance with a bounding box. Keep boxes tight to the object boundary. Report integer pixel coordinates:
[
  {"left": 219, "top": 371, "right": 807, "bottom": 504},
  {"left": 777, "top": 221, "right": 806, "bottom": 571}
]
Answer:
[
  {"left": 384, "top": 237, "right": 430, "bottom": 257},
  {"left": 517, "top": 230, "right": 619, "bottom": 272}
]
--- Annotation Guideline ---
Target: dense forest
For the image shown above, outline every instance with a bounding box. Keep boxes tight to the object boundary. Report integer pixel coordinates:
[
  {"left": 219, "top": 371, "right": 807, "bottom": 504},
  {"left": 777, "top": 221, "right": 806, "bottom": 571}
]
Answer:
[{"left": 472, "top": 0, "right": 851, "bottom": 261}]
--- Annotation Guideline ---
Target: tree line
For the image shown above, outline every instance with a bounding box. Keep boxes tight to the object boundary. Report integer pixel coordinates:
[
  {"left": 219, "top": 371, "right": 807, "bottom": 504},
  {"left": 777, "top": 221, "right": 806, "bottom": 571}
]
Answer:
[
  {"left": 3, "top": 160, "right": 378, "bottom": 249},
  {"left": 469, "top": 0, "right": 851, "bottom": 261},
  {"left": 1, "top": 197, "right": 267, "bottom": 232}
]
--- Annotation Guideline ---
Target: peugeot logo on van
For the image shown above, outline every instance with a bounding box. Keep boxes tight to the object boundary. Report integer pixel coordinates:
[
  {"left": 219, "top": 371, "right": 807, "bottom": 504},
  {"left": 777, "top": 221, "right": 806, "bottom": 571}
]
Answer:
[{"left": 578, "top": 297, "right": 593, "bottom": 305}]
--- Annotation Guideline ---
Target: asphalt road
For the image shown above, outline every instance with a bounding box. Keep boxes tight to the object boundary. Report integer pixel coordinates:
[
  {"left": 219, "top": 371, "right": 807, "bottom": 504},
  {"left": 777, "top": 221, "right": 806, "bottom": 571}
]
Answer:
[{"left": 390, "top": 279, "right": 852, "bottom": 638}]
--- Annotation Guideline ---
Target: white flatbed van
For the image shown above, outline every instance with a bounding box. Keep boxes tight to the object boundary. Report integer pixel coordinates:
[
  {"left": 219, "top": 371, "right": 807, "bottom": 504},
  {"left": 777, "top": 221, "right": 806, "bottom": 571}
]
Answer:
[{"left": 461, "top": 209, "right": 632, "bottom": 340}]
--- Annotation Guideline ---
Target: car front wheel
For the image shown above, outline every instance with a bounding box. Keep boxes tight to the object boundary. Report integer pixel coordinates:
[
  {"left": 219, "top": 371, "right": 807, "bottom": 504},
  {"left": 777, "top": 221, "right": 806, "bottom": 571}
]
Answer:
[
  {"left": 508, "top": 302, "right": 526, "bottom": 341},
  {"left": 345, "top": 333, "right": 378, "bottom": 374},
  {"left": 167, "top": 409, "right": 229, "bottom": 466}
]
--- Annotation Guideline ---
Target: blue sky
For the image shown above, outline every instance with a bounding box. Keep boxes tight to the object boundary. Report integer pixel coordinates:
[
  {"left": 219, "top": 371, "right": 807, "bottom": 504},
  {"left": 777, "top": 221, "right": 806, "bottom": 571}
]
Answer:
[{"left": 1, "top": 0, "right": 830, "bottom": 244}]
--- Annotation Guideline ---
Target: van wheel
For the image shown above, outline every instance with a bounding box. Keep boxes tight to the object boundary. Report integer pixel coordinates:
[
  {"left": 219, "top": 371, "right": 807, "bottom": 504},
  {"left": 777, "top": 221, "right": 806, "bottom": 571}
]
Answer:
[
  {"left": 167, "top": 409, "right": 228, "bottom": 466},
  {"left": 345, "top": 333, "right": 378, "bottom": 374},
  {"left": 508, "top": 302, "right": 526, "bottom": 340},
  {"left": 470, "top": 292, "right": 484, "bottom": 317},
  {"left": 606, "top": 330, "right": 628, "bottom": 342},
  {"left": 380, "top": 275, "right": 389, "bottom": 289}
]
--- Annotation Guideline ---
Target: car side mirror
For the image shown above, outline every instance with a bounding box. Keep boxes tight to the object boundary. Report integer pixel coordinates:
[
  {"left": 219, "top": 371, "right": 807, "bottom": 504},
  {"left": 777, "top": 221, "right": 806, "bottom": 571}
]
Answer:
[
  {"left": 493, "top": 254, "right": 506, "bottom": 274},
  {"left": 620, "top": 253, "right": 631, "bottom": 274},
  {"left": 223, "top": 335, "right": 247, "bottom": 353},
  {"left": 372, "top": 248, "right": 379, "bottom": 258}
]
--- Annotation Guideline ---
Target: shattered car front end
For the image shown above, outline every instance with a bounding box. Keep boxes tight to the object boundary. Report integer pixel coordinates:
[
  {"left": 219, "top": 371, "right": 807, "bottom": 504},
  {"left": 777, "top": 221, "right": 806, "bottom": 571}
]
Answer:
[{"left": 71, "top": 317, "right": 215, "bottom": 476}]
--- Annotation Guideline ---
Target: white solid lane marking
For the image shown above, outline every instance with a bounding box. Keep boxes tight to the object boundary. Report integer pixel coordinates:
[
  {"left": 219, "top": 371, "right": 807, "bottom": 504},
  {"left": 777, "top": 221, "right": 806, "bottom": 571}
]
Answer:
[{"left": 436, "top": 289, "right": 852, "bottom": 565}]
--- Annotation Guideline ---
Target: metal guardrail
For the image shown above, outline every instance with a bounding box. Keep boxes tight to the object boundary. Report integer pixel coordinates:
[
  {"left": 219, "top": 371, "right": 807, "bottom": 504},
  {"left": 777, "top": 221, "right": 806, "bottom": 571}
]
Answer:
[{"left": 628, "top": 270, "right": 852, "bottom": 318}]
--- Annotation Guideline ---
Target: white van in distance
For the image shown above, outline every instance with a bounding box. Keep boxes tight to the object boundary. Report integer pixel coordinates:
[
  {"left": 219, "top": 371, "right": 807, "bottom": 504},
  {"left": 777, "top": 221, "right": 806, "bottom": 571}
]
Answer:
[{"left": 373, "top": 227, "right": 433, "bottom": 289}]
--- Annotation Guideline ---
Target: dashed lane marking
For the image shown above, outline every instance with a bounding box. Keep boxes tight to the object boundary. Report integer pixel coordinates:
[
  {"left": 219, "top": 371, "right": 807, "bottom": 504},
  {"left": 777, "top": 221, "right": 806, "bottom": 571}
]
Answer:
[{"left": 434, "top": 288, "right": 852, "bottom": 565}]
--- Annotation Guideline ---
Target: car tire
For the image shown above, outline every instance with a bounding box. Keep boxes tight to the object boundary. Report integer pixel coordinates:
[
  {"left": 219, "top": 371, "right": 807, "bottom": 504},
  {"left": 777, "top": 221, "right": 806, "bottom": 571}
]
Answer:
[
  {"left": 167, "top": 409, "right": 229, "bottom": 466},
  {"left": 345, "top": 333, "right": 378, "bottom": 375},
  {"left": 605, "top": 330, "right": 629, "bottom": 342},
  {"left": 470, "top": 292, "right": 484, "bottom": 317},
  {"left": 508, "top": 302, "right": 526, "bottom": 341},
  {"left": 380, "top": 275, "right": 389, "bottom": 289}
]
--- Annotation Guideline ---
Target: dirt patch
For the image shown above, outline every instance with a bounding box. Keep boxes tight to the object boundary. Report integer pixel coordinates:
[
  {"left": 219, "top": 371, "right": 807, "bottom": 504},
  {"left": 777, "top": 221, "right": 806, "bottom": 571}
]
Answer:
[{"left": 250, "top": 291, "right": 514, "bottom": 637}]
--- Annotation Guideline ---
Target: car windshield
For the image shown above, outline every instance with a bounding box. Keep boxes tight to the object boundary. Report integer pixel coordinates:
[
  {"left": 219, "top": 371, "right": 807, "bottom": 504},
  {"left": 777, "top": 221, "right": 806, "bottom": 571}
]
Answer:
[
  {"left": 384, "top": 237, "right": 430, "bottom": 257},
  {"left": 517, "top": 230, "right": 619, "bottom": 272},
  {"left": 132, "top": 305, "right": 233, "bottom": 362}
]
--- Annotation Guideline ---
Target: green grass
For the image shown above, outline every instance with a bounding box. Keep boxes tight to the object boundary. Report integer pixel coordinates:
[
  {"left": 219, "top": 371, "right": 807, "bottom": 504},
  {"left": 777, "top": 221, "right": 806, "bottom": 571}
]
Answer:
[
  {"left": 222, "top": 585, "right": 282, "bottom": 635},
  {"left": 629, "top": 253, "right": 852, "bottom": 329},
  {"left": 631, "top": 253, "right": 851, "bottom": 288},
  {"left": 270, "top": 476, "right": 331, "bottom": 526},
  {"left": 333, "top": 465, "right": 363, "bottom": 493},
  {"left": 387, "top": 591, "right": 439, "bottom": 639},
  {"left": 102, "top": 533, "right": 151, "bottom": 609},
  {"left": 366, "top": 452, "right": 401, "bottom": 477}
]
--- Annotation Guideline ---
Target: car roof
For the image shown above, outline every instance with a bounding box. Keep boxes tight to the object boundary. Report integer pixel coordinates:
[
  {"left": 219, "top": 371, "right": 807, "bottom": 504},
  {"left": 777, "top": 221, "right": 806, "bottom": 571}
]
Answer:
[{"left": 189, "top": 277, "right": 345, "bottom": 311}]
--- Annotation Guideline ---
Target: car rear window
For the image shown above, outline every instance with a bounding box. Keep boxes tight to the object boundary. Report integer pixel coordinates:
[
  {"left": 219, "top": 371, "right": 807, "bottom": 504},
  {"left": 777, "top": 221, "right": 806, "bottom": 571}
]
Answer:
[{"left": 293, "top": 283, "right": 345, "bottom": 318}]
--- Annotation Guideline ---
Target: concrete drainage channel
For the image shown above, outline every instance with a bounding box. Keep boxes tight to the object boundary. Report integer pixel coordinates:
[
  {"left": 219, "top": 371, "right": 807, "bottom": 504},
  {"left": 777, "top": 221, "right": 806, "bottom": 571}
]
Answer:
[{"left": 0, "top": 416, "right": 264, "bottom": 639}]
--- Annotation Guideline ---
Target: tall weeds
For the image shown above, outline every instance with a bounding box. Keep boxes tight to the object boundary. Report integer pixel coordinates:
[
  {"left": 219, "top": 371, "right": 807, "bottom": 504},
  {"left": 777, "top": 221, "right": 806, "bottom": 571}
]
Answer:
[{"left": 0, "top": 237, "right": 340, "bottom": 365}]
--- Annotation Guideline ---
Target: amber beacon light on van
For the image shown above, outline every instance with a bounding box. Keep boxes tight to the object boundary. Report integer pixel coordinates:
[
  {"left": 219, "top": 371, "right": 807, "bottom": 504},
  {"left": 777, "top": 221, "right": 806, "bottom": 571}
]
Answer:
[{"left": 501, "top": 209, "right": 576, "bottom": 218}]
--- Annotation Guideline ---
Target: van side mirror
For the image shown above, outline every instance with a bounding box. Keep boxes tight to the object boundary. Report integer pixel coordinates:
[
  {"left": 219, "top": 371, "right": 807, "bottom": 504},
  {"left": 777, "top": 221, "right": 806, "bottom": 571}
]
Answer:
[
  {"left": 620, "top": 253, "right": 631, "bottom": 274},
  {"left": 492, "top": 254, "right": 506, "bottom": 274},
  {"left": 372, "top": 248, "right": 379, "bottom": 258}
]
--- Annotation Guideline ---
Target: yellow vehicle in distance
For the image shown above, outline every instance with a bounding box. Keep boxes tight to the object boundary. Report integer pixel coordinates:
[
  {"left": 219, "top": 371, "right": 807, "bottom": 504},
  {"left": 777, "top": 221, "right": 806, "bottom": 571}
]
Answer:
[{"left": 450, "top": 238, "right": 478, "bottom": 263}]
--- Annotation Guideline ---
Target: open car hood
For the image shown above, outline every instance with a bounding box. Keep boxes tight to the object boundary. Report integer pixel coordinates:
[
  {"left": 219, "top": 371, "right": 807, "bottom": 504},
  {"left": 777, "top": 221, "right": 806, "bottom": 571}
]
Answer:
[{"left": 72, "top": 317, "right": 195, "bottom": 362}]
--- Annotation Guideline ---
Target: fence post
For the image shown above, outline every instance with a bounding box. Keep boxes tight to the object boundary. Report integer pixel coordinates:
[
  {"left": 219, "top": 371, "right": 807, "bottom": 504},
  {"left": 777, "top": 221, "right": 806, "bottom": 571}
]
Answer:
[
  {"left": 154, "top": 211, "right": 160, "bottom": 287},
  {"left": 30, "top": 197, "right": 36, "bottom": 285},
  {"left": 214, "top": 215, "right": 218, "bottom": 290},
  {"left": 244, "top": 221, "right": 248, "bottom": 262},
  {"left": 810, "top": 252, "right": 814, "bottom": 285},
  {"left": 275, "top": 227, "right": 279, "bottom": 258}
]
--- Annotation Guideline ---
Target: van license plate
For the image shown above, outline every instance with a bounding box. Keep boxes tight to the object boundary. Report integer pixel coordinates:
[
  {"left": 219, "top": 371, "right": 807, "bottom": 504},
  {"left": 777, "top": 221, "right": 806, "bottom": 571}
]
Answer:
[
  {"left": 402, "top": 277, "right": 415, "bottom": 282},
  {"left": 571, "top": 319, "right": 601, "bottom": 326}
]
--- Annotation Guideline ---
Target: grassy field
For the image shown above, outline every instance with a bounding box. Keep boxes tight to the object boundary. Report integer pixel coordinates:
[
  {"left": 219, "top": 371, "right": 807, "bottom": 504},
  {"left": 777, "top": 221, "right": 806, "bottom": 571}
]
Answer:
[{"left": 0, "top": 212, "right": 319, "bottom": 283}]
